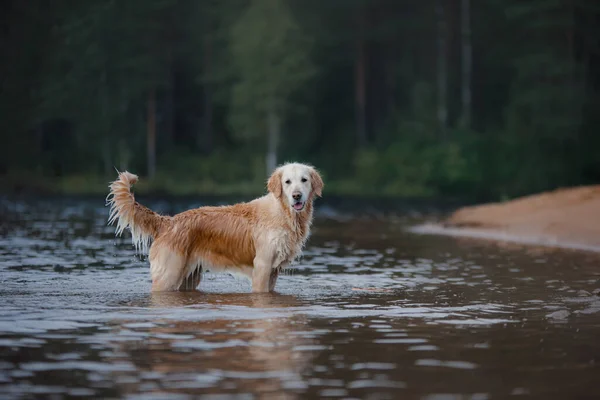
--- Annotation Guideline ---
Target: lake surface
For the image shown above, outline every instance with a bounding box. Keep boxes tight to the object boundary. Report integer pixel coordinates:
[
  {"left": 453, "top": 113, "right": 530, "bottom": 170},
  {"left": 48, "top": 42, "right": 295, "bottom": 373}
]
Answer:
[{"left": 0, "top": 197, "right": 599, "bottom": 399}]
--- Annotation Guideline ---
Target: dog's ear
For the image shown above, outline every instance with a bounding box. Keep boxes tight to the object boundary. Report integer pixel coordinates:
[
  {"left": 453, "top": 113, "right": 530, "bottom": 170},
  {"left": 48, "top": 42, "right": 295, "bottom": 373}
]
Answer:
[
  {"left": 310, "top": 167, "right": 324, "bottom": 198},
  {"left": 267, "top": 168, "right": 283, "bottom": 198}
]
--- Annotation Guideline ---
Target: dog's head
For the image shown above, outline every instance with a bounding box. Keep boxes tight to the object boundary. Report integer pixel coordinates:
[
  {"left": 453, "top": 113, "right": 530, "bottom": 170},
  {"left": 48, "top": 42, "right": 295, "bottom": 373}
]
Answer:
[{"left": 267, "top": 163, "right": 324, "bottom": 213}]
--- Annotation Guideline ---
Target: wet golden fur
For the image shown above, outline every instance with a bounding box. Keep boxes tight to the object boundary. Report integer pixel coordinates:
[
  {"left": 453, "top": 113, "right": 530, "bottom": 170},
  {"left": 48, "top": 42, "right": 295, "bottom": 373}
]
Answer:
[{"left": 106, "top": 163, "right": 324, "bottom": 292}]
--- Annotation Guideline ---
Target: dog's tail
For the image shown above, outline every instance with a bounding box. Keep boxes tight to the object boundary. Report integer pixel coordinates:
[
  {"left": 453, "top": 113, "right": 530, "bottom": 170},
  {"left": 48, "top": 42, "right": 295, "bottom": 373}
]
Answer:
[{"left": 106, "top": 171, "right": 169, "bottom": 253}]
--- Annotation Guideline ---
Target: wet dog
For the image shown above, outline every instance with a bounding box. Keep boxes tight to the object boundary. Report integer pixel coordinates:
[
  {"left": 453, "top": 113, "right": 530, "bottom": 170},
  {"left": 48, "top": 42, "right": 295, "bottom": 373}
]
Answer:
[{"left": 106, "top": 163, "right": 323, "bottom": 292}]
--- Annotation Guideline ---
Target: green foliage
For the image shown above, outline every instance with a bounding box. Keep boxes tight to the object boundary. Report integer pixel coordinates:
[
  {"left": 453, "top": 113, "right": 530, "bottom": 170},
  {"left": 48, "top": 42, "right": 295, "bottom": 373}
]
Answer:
[
  {"left": 353, "top": 125, "right": 477, "bottom": 198},
  {"left": 159, "top": 147, "right": 265, "bottom": 186},
  {"left": 227, "top": 0, "right": 316, "bottom": 140},
  {"left": 37, "top": 0, "right": 178, "bottom": 174},
  {"left": 1, "top": 0, "right": 600, "bottom": 200}
]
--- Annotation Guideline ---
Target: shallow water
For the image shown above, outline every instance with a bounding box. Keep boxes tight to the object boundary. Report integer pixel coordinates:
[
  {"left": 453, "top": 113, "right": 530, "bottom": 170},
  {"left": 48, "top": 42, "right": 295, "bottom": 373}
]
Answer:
[{"left": 0, "top": 197, "right": 599, "bottom": 399}]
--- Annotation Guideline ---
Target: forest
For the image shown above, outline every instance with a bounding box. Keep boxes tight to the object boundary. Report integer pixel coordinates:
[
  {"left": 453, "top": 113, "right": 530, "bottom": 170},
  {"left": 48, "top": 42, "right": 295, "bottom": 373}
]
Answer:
[{"left": 1, "top": 0, "right": 599, "bottom": 200}]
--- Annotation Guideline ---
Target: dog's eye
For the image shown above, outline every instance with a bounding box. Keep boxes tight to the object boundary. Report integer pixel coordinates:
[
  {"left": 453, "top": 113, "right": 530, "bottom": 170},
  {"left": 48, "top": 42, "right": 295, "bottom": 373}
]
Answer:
[
  {"left": 301, "top": 178, "right": 307, "bottom": 183},
  {"left": 285, "top": 180, "right": 291, "bottom": 185}
]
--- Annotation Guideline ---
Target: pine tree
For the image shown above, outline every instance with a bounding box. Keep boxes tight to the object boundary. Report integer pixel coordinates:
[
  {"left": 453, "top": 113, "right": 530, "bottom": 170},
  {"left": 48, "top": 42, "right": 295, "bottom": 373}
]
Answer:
[{"left": 228, "top": 0, "right": 316, "bottom": 175}]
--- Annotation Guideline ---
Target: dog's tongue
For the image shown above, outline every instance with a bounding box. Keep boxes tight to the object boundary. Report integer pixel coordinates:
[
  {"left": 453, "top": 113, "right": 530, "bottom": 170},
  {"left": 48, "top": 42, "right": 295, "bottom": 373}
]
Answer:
[{"left": 293, "top": 202, "right": 304, "bottom": 210}]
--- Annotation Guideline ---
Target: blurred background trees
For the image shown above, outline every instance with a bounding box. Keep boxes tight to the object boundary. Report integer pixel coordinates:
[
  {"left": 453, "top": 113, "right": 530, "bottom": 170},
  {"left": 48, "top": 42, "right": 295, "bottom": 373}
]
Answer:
[{"left": 1, "top": 0, "right": 599, "bottom": 200}]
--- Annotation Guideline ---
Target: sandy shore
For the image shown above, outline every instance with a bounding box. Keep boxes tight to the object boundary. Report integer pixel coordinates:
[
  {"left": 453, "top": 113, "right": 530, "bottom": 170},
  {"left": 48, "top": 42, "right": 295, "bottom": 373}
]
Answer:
[{"left": 409, "top": 185, "right": 600, "bottom": 252}]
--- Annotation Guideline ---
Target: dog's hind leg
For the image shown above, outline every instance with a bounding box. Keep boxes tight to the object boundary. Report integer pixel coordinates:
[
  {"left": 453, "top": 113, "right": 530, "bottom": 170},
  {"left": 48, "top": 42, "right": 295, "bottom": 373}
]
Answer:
[
  {"left": 269, "top": 269, "right": 279, "bottom": 292},
  {"left": 179, "top": 264, "right": 202, "bottom": 292},
  {"left": 149, "top": 246, "right": 187, "bottom": 292}
]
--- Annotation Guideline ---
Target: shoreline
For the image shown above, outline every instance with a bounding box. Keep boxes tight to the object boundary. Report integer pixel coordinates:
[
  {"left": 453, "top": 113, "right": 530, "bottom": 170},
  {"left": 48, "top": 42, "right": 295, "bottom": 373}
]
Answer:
[
  {"left": 408, "top": 185, "right": 600, "bottom": 254},
  {"left": 0, "top": 173, "right": 466, "bottom": 200},
  {"left": 407, "top": 223, "right": 600, "bottom": 253}
]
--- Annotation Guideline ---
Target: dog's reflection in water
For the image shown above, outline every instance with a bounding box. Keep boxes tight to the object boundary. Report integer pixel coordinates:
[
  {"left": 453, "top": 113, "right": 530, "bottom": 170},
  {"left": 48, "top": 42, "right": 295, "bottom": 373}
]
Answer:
[
  {"left": 148, "top": 289, "right": 303, "bottom": 309},
  {"left": 108, "top": 291, "right": 316, "bottom": 398}
]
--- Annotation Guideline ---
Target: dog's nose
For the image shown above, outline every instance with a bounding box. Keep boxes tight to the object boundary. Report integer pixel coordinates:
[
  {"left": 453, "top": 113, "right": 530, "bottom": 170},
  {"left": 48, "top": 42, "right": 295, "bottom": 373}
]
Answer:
[{"left": 292, "top": 192, "right": 302, "bottom": 201}]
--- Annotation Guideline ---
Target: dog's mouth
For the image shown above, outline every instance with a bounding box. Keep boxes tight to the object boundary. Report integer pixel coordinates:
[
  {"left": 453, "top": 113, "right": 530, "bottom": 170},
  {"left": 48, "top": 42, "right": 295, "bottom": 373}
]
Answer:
[{"left": 292, "top": 201, "right": 305, "bottom": 211}]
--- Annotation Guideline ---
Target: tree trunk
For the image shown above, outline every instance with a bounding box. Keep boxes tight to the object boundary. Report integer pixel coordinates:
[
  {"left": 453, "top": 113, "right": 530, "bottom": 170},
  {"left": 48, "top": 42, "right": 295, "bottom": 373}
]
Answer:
[
  {"left": 165, "top": 48, "right": 175, "bottom": 146},
  {"left": 199, "top": 34, "right": 214, "bottom": 154},
  {"left": 567, "top": 0, "right": 576, "bottom": 110},
  {"left": 566, "top": 0, "right": 581, "bottom": 151},
  {"left": 118, "top": 137, "right": 130, "bottom": 171},
  {"left": 102, "top": 139, "right": 112, "bottom": 178},
  {"left": 436, "top": 0, "right": 448, "bottom": 137},
  {"left": 385, "top": 61, "right": 396, "bottom": 117},
  {"left": 355, "top": 11, "right": 367, "bottom": 147},
  {"left": 266, "top": 103, "right": 280, "bottom": 176},
  {"left": 460, "top": 0, "right": 472, "bottom": 129},
  {"left": 36, "top": 124, "right": 44, "bottom": 169},
  {"left": 100, "top": 69, "right": 112, "bottom": 176},
  {"left": 147, "top": 88, "right": 157, "bottom": 179}
]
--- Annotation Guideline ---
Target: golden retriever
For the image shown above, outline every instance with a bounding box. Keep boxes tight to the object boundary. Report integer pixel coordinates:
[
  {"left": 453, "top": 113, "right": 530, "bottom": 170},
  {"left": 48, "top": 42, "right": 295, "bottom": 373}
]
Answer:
[{"left": 106, "top": 162, "right": 324, "bottom": 293}]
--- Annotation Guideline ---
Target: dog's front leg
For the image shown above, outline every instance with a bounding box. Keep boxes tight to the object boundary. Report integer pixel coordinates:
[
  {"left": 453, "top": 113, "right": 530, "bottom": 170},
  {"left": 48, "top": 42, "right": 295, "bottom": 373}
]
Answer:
[{"left": 252, "top": 255, "right": 273, "bottom": 293}]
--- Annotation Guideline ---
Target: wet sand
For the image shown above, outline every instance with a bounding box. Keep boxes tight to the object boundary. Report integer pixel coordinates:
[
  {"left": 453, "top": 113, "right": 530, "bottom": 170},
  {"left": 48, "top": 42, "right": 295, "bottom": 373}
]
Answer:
[{"left": 410, "top": 185, "right": 600, "bottom": 252}]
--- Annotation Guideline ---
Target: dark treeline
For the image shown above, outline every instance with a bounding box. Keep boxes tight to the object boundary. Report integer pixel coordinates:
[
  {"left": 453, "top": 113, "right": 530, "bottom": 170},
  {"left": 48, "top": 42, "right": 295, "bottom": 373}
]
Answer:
[{"left": 1, "top": 0, "right": 600, "bottom": 199}]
